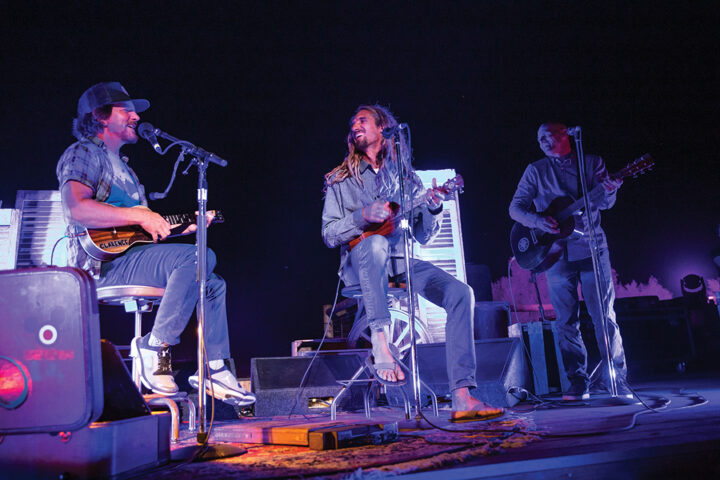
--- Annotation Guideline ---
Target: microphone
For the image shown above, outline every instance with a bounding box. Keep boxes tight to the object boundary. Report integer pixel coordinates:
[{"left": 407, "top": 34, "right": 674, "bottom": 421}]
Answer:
[
  {"left": 567, "top": 126, "right": 581, "bottom": 136},
  {"left": 138, "top": 122, "right": 228, "bottom": 167},
  {"left": 138, "top": 122, "right": 162, "bottom": 153},
  {"left": 381, "top": 123, "right": 408, "bottom": 139}
]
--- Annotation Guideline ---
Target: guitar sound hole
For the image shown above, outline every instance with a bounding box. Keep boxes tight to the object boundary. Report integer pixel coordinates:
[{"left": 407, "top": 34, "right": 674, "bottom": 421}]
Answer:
[{"left": 518, "top": 237, "right": 530, "bottom": 252}]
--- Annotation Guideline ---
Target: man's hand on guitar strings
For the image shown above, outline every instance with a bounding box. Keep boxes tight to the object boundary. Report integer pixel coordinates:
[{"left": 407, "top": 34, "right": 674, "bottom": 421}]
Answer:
[
  {"left": 425, "top": 177, "right": 446, "bottom": 210},
  {"left": 536, "top": 216, "right": 560, "bottom": 234},
  {"left": 602, "top": 176, "right": 623, "bottom": 192},
  {"left": 180, "top": 211, "right": 215, "bottom": 235},
  {"left": 362, "top": 201, "right": 393, "bottom": 223},
  {"left": 137, "top": 209, "right": 172, "bottom": 242}
]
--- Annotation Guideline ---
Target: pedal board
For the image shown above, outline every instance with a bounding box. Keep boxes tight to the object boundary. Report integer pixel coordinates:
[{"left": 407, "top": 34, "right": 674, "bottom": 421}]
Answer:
[{"left": 308, "top": 422, "right": 398, "bottom": 450}]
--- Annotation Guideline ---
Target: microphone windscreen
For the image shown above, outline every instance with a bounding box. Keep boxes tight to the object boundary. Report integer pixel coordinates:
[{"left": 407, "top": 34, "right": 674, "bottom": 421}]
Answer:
[{"left": 137, "top": 122, "right": 154, "bottom": 139}]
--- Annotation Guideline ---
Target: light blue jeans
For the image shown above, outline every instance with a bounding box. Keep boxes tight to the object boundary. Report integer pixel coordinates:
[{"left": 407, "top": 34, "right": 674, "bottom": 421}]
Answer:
[
  {"left": 545, "top": 248, "right": 627, "bottom": 390},
  {"left": 346, "top": 235, "right": 477, "bottom": 391},
  {"left": 97, "top": 243, "right": 230, "bottom": 361}
]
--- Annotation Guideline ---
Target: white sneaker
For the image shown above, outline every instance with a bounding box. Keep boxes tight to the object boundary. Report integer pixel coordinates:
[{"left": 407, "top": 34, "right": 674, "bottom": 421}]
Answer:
[
  {"left": 130, "top": 334, "right": 179, "bottom": 395},
  {"left": 188, "top": 364, "right": 256, "bottom": 406}
]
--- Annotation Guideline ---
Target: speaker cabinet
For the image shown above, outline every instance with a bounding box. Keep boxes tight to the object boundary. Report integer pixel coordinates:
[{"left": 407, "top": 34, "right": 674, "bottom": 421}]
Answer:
[
  {"left": 474, "top": 301, "right": 511, "bottom": 339},
  {"left": 579, "top": 298, "right": 701, "bottom": 377},
  {"left": 399, "top": 337, "right": 531, "bottom": 407},
  {"left": 251, "top": 352, "right": 371, "bottom": 417},
  {"left": 0, "top": 267, "right": 165, "bottom": 479},
  {"left": 0, "top": 267, "right": 103, "bottom": 434}
]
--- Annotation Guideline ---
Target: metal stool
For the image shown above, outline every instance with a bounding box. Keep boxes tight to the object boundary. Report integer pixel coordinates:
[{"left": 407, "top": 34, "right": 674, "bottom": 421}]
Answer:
[
  {"left": 340, "top": 284, "right": 433, "bottom": 355},
  {"left": 97, "top": 284, "right": 196, "bottom": 442},
  {"left": 329, "top": 284, "right": 438, "bottom": 420}
]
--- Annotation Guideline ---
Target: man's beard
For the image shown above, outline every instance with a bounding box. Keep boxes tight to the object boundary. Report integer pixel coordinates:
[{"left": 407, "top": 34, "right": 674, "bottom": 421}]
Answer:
[{"left": 354, "top": 137, "right": 369, "bottom": 150}]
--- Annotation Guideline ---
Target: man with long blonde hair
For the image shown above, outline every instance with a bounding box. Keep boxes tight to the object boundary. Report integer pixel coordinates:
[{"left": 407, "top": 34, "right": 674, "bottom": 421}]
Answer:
[{"left": 322, "top": 104, "right": 504, "bottom": 421}]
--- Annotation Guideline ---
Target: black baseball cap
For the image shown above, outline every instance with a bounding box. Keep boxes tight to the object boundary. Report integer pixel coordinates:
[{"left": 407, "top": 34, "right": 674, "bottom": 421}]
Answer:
[{"left": 77, "top": 82, "right": 150, "bottom": 117}]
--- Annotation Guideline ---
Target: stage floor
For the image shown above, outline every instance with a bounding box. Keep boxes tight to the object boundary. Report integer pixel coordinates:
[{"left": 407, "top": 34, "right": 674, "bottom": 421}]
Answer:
[{"left": 135, "top": 372, "right": 720, "bottom": 479}]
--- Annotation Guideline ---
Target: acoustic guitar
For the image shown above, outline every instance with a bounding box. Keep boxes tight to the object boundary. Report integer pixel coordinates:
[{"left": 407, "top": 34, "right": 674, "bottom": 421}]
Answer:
[
  {"left": 510, "top": 154, "right": 654, "bottom": 272},
  {"left": 79, "top": 210, "right": 224, "bottom": 261},
  {"left": 348, "top": 175, "right": 464, "bottom": 250}
]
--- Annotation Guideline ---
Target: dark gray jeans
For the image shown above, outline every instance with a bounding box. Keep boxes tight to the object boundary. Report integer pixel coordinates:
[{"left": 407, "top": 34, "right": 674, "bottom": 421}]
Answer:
[
  {"left": 545, "top": 248, "right": 627, "bottom": 390},
  {"left": 97, "top": 243, "right": 231, "bottom": 361},
  {"left": 345, "top": 235, "right": 477, "bottom": 391}
]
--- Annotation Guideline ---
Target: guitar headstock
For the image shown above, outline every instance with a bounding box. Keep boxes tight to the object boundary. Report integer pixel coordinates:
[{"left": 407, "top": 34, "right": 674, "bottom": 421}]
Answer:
[
  {"left": 619, "top": 153, "right": 654, "bottom": 179},
  {"left": 437, "top": 174, "right": 465, "bottom": 195},
  {"left": 208, "top": 210, "right": 225, "bottom": 224}
]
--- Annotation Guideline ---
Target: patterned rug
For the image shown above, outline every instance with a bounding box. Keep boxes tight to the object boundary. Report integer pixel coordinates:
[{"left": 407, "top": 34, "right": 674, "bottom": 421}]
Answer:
[{"left": 139, "top": 417, "right": 540, "bottom": 479}]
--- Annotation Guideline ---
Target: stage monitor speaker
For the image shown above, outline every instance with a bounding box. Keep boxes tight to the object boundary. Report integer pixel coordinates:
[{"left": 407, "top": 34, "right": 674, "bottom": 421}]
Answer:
[
  {"left": 0, "top": 341, "right": 163, "bottom": 480},
  {"left": 399, "top": 337, "right": 530, "bottom": 407},
  {"left": 0, "top": 267, "right": 104, "bottom": 434},
  {"left": 466, "top": 263, "right": 492, "bottom": 302},
  {"left": 579, "top": 298, "right": 699, "bottom": 377},
  {"left": 474, "top": 301, "right": 510, "bottom": 339},
  {"left": 251, "top": 352, "right": 370, "bottom": 417},
  {"left": 97, "top": 339, "right": 151, "bottom": 422}
]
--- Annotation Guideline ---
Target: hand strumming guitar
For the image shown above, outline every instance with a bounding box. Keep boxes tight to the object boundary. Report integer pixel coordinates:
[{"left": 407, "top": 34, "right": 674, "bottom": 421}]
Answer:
[
  {"left": 136, "top": 208, "right": 172, "bottom": 242},
  {"left": 362, "top": 201, "right": 393, "bottom": 223},
  {"left": 425, "top": 178, "right": 446, "bottom": 210},
  {"left": 136, "top": 208, "right": 215, "bottom": 241},
  {"left": 536, "top": 215, "right": 560, "bottom": 234}
]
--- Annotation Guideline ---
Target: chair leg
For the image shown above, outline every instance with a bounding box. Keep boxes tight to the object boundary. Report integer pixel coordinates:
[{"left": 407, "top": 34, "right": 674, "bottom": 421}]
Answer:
[
  {"left": 420, "top": 378, "right": 439, "bottom": 417},
  {"left": 146, "top": 396, "right": 180, "bottom": 443},
  {"left": 331, "top": 363, "right": 370, "bottom": 421},
  {"left": 363, "top": 384, "right": 373, "bottom": 419},
  {"left": 185, "top": 394, "right": 197, "bottom": 432},
  {"left": 398, "top": 386, "right": 412, "bottom": 420},
  {"left": 129, "top": 311, "right": 146, "bottom": 390}
]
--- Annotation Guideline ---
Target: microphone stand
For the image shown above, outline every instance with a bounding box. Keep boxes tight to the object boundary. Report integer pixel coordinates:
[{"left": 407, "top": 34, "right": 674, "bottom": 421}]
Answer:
[
  {"left": 148, "top": 133, "right": 245, "bottom": 459},
  {"left": 570, "top": 128, "right": 628, "bottom": 404},
  {"left": 391, "top": 131, "right": 423, "bottom": 419}
]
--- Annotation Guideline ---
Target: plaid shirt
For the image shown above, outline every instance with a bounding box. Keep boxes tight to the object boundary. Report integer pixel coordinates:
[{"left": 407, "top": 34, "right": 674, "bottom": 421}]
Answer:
[{"left": 56, "top": 136, "right": 147, "bottom": 274}]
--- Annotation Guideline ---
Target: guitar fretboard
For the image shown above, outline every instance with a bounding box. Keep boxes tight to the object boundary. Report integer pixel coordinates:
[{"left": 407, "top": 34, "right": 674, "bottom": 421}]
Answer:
[{"left": 163, "top": 213, "right": 196, "bottom": 225}]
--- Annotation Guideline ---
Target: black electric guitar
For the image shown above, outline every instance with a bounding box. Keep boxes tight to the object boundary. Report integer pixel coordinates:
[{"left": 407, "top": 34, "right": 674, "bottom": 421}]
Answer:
[
  {"left": 79, "top": 209, "right": 224, "bottom": 261},
  {"left": 510, "top": 154, "right": 654, "bottom": 272}
]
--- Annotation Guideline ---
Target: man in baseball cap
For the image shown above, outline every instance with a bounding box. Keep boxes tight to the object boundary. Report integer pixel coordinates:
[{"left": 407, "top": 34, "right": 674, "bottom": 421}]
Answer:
[
  {"left": 72, "top": 82, "right": 149, "bottom": 141},
  {"left": 57, "top": 82, "right": 255, "bottom": 407}
]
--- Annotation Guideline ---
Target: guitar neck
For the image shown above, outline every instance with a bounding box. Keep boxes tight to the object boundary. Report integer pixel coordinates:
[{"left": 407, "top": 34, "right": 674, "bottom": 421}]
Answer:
[
  {"left": 555, "top": 184, "right": 606, "bottom": 221},
  {"left": 554, "top": 165, "right": 641, "bottom": 222},
  {"left": 163, "top": 212, "right": 196, "bottom": 225}
]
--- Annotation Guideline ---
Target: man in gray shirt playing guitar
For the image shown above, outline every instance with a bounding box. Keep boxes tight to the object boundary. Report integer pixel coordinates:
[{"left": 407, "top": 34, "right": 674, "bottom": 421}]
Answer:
[
  {"left": 56, "top": 82, "right": 255, "bottom": 406},
  {"left": 509, "top": 123, "right": 631, "bottom": 400},
  {"left": 322, "top": 104, "right": 504, "bottom": 421}
]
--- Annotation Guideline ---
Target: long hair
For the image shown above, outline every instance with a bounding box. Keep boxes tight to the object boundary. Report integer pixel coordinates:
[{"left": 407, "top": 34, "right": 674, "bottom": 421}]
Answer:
[
  {"left": 72, "top": 104, "right": 113, "bottom": 140},
  {"left": 324, "top": 104, "right": 414, "bottom": 201}
]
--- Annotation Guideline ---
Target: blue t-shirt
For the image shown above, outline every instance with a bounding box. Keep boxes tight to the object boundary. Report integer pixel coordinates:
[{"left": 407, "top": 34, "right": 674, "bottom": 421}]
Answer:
[{"left": 106, "top": 151, "right": 142, "bottom": 208}]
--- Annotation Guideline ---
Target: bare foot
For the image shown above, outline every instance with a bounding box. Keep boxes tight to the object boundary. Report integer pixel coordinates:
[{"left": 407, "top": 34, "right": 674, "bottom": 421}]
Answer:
[
  {"left": 452, "top": 387, "right": 501, "bottom": 412},
  {"left": 370, "top": 330, "right": 405, "bottom": 383}
]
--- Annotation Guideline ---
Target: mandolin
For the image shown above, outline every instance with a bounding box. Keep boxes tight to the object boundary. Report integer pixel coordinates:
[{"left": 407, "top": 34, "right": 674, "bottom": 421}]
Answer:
[
  {"left": 79, "top": 210, "right": 224, "bottom": 261},
  {"left": 348, "top": 175, "right": 464, "bottom": 250}
]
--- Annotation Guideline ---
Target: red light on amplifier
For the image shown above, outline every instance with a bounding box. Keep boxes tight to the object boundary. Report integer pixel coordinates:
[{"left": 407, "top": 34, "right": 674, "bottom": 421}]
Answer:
[{"left": 0, "top": 356, "right": 31, "bottom": 409}]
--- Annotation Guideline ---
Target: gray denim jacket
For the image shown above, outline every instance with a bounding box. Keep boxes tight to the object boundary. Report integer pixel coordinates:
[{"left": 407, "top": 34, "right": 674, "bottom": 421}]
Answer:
[{"left": 322, "top": 160, "right": 441, "bottom": 282}]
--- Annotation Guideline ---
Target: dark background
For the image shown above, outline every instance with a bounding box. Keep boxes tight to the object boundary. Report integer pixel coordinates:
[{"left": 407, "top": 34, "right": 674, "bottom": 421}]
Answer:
[{"left": 2, "top": 1, "right": 718, "bottom": 375}]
